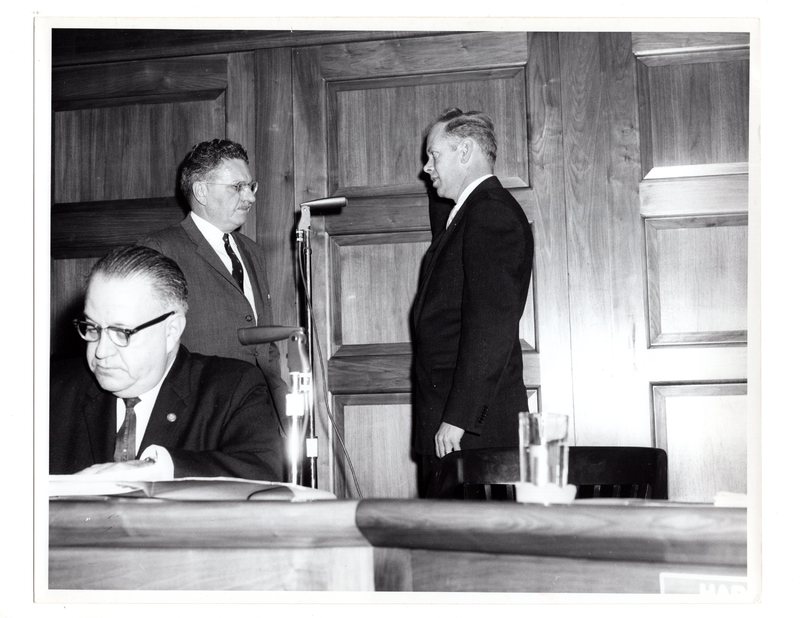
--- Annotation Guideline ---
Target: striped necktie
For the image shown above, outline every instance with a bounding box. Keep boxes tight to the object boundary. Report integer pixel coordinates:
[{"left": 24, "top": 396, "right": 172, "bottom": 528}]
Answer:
[{"left": 223, "top": 233, "right": 245, "bottom": 291}]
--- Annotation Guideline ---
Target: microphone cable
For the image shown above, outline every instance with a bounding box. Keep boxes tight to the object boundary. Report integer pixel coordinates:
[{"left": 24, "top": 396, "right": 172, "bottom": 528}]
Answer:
[{"left": 295, "top": 243, "right": 364, "bottom": 499}]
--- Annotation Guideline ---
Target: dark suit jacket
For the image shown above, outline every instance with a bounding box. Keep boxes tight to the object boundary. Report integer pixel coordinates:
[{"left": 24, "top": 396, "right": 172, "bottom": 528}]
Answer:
[
  {"left": 139, "top": 216, "right": 287, "bottom": 416},
  {"left": 411, "top": 176, "right": 533, "bottom": 455},
  {"left": 50, "top": 345, "right": 285, "bottom": 480}
]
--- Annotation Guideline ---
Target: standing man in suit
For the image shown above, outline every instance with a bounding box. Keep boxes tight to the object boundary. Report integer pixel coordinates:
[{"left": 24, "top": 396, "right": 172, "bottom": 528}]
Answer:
[
  {"left": 412, "top": 108, "right": 533, "bottom": 495},
  {"left": 50, "top": 245, "right": 284, "bottom": 480},
  {"left": 140, "top": 139, "right": 287, "bottom": 416}
]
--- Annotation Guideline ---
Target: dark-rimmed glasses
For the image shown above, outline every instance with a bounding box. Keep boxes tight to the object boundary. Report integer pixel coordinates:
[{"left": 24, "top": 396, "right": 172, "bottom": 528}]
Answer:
[
  {"left": 204, "top": 180, "right": 259, "bottom": 195},
  {"left": 73, "top": 311, "right": 175, "bottom": 348}
]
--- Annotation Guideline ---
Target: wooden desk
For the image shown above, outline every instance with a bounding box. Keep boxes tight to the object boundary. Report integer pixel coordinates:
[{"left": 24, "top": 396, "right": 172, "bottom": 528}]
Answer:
[
  {"left": 49, "top": 498, "right": 747, "bottom": 593},
  {"left": 49, "top": 499, "right": 372, "bottom": 590},
  {"left": 356, "top": 500, "right": 748, "bottom": 593}
]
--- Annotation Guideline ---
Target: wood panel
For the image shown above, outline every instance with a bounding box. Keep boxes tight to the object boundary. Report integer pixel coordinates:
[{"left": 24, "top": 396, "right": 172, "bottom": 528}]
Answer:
[
  {"left": 254, "top": 47, "right": 297, "bottom": 382},
  {"left": 331, "top": 232, "right": 430, "bottom": 347},
  {"left": 356, "top": 499, "right": 747, "bottom": 564},
  {"left": 296, "top": 32, "right": 547, "bottom": 495},
  {"left": 640, "top": 173, "right": 749, "bottom": 217},
  {"left": 51, "top": 198, "right": 185, "bottom": 259},
  {"left": 335, "top": 394, "right": 417, "bottom": 499},
  {"left": 527, "top": 32, "right": 573, "bottom": 416},
  {"left": 559, "top": 32, "right": 649, "bottom": 445},
  {"left": 327, "top": 67, "right": 528, "bottom": 196},
  {"left": 52, "top": 56, "right": 229, "bottom": 109},
  {"left": 632, "top": 32, "right": 750, "bottom": 66},
  {"left": 49, "top": 499, "right": 373, "bottom": 591},
  {"left": 319, "top": 31, "right": 529, "bottom": 80},
  {"left": 646, "top": 60, "right": 749, "bottom": 171},
  {"left": 50, "top": 257, "right": 96, "bottom": 359},
  {"left": 645, "top": 215, "right": 748, "bottom": 346},
  {"left": 406, "top": 549, "right": 743, "bottom": 593},
  {"left": 52, "top": 29, "right": 439, "bottom": 67},
  {"left": 653, "top": 383, "right": 748, "bottom": 502},
  {"left": 53, "top": 97, "right": 224, "bottom": 203},
  {"left": 51, "top": 546, "right": 372, "bottom": 590}
]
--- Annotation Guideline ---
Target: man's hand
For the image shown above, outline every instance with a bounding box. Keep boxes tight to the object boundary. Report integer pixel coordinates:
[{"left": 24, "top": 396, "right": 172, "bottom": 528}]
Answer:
[
  {"left": 75, "top": 459, "right": 167, "bottom": 481},
  {"left": 435, "top": 422, "right": 465, "bottom": 458}
]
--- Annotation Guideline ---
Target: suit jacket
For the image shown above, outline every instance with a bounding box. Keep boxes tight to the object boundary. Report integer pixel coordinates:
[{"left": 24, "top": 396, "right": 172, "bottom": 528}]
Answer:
[
  {"left": 411, "top": 176, "right": 533, "bottom": 455},
  {"left": 50, "top": 345, "right": 285, "bottom": 480},
  {"left": 139, "top": 216, "right": 287, "bottom": 416}
]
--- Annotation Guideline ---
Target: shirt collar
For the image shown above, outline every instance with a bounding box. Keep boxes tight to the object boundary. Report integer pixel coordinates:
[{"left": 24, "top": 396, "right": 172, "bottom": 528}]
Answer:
[
  {"left": 190, "top": 211, "right": 230, "bottom": 250},
  {"left": 446, "top": 174, "right": 494, "bottom": 228}
]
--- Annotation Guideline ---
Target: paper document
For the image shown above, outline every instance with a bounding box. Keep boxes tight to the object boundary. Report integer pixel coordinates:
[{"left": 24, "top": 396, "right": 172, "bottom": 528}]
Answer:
[{"left": 49, "top": 475, "right": 337, "bottom": 502}]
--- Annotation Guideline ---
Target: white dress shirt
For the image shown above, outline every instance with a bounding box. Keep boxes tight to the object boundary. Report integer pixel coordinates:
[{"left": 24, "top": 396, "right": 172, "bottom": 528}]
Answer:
[
  {"left": 190, "top": 211, "right": 258, "bottom": 319},
  {"left": 115, "top": 355, "right": 176, "bottom": 479},
  {"left": 445, "top": 174, "right": 494, "bottom": 228}
]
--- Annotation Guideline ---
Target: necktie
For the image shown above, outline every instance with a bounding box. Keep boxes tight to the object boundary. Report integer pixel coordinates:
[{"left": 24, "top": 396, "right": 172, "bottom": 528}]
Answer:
[
  {"left": 113, "top": 397, "right": 140, "bottom": 462},
  {"left": 223, "top": 233, "right": 245, "bottom": 291}
]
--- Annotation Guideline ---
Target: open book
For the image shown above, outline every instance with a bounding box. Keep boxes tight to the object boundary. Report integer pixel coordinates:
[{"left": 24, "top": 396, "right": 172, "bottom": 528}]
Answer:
[{"left": 49, "top": 475, "right": 337, "bottom": 502}]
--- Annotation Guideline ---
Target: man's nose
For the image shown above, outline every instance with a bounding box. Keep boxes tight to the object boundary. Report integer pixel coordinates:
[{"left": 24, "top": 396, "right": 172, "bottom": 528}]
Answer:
[
  {"left": 423, "top": 159, "right": 433, "bottom": 175},
  {"left": 93, "top": 329, "right": 116, "bottom": 358}
]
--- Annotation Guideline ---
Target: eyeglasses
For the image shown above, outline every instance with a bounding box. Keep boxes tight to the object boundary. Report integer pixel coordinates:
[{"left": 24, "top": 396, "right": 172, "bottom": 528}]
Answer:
[
  {"left": 73, "top": 311, "right": 175, "bottom": 348},
  {"left": 204, "top": 180, "right": 259, "bottom": 195}
]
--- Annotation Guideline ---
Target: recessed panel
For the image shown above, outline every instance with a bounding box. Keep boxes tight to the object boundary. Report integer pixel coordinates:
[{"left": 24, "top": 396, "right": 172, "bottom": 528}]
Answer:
[
  {"left": 329, "top": 69, "right": 528, "bottom": 194},
  {"left": 646, "top": 60, "right": 749, "bottom": 169},
  {"left": 342, "top": 399, "right": 416, "bottom": 499},
  {"left": 53, "top": 97, "right": 225, "bottom": 203},
  {"left": 646, "top": 215, "right": 747, "bottom": 345},
  {"left": 653, "top": 383, "right": 747, "bottom": 503},
  {"left": 334, "top": 233, "right": 429, "bottom": 346}
]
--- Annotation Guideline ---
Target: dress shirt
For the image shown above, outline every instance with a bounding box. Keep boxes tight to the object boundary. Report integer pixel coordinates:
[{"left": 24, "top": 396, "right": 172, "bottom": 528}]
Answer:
[
  {"left": 445, "top": 174, "right": 494, "bottom": 228},
  {"left": 114, "top": 355, "right": 176, "bottom": 479},
  {"left": 190, "top": 211, "right": 257, "bottom": 319}
]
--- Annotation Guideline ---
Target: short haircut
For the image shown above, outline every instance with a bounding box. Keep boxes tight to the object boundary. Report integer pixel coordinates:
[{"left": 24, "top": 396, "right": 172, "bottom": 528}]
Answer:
[
  {"left": 428, "top": 107, "right": 497, "bottom": 164},
  {"left": 88, "top": 245, "right": 189, "bottom": 314},
  {"left": 178, "top": 138, "right": 249, "bottom": 203}
]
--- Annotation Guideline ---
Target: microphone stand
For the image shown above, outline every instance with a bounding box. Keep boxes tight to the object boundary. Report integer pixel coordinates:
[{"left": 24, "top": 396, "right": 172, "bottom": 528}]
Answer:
[
  {"left": 296, "top": 205, "right": 318, "bottom": 488},
  {"left": 238, "top": 325, "right": 311, "bottom": 486}
]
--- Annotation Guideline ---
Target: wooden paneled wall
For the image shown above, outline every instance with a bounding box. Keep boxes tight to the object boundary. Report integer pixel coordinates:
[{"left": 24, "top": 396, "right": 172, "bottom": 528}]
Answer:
[
  {"left": 49, "top": 29, "right": 750, "bottom": 502},
  {"left": 632, "top": 32, "right": 749, "bottom": 502}
]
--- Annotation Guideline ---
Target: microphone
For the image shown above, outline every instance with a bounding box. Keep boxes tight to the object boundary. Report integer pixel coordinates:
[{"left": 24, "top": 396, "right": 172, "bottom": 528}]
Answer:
[
  {"left": 238, "top": 325, "right": 310, "bottom": 373},
  {"left": 300, "top": 196, "right": 347, "bottom": 210}
]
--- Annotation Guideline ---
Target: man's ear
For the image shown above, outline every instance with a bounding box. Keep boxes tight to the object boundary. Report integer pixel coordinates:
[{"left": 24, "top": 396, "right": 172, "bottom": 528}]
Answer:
[
  {"left": 192, "top": 181, "right": 208, "bottom": 205},
  {"left": 459, "top": 138, "right": 475, "bottom": 164},
  {"left": 165, "top": 312, "right": 186, "bottom": 352}
]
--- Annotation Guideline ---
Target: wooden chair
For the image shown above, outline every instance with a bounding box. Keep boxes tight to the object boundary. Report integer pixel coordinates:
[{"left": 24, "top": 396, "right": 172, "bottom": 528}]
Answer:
[{"left": 428, "top": 446, "right": 668, "bottom": 500}]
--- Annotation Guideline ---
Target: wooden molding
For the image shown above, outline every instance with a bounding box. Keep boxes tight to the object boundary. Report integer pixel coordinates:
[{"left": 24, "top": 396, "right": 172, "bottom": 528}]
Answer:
[
  {"left": 51, "top": 197, "right": 186, "bottom": 259},
  {"left": 640, "top": 173, "right": 749, "bottom": 218},
  {"left": 52, "top": 56, "right": 229, "bottom": 110},
  {"left": 632, "top": 32, "right": 750, "bottom": 66},
  {"left": 644, "top": 214, "right": 748, "bottom": 348},
  {"left": 52, "top": 29, "right": 453, "bottom": 67}
]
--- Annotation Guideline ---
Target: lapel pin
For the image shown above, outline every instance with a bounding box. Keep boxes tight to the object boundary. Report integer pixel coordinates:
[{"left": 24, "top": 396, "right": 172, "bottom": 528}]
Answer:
[{"left": 166, "top": 413, "right": 177, "bottom": 423}]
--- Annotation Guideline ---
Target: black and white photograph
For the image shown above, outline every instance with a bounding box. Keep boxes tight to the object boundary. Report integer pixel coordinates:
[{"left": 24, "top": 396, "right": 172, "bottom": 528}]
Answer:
[{"left": 8, "top": 2, "right": 795, "bottom": 616}]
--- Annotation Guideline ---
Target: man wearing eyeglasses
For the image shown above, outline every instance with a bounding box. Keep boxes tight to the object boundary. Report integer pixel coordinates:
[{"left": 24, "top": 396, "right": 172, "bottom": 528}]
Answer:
[
  {"left": 140, "top": 139, "right": 287, "bottom": 417},
  {"left": 50, "top": 245, "right": 285, "bottom": 480}
]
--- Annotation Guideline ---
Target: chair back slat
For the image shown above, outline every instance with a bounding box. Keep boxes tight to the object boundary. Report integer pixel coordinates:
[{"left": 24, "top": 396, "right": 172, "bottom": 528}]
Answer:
[{"left": 430, "top": 446, "right": 668, "bottom": 500}]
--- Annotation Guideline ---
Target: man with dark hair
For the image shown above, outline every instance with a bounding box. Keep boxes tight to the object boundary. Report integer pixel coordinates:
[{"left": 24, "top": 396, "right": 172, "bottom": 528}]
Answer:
[
  {"left": 140, "top": 138, "right": 287, "bottom": 417},
  {"left": 413, "top": 108, "right": 533, "bottom": 495},
  {"left": 50, "top": 245, "right": 284, "bottom": 481}
]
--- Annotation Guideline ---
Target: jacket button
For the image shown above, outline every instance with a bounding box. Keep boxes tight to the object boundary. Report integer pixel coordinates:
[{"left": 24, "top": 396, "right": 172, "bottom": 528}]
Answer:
[{"left": 245, "top": 315, "right": 253, "bottom": 322}]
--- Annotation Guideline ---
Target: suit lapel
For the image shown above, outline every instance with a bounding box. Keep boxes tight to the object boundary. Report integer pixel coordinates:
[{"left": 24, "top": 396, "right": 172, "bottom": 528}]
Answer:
[
  {"left": 81, "top": 383, "right": 117, "bottom": 463},
  {"left": 140, "top": 347, "right": 191, "bottom": 453},
  {"left": 412, "top": 184, "right": 484, "bottom": 326},
  {"left": 180, "top": 216, "right": 244, "bottom": 294},
  {"left": 234, "top": 235, "right": 267, "bottom": 316}
]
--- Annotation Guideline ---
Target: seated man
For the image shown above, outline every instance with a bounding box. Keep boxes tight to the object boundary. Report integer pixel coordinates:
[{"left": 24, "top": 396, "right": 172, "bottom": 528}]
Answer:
[{"left": 50, "top": 244, "right": 285, "bottom": 481}]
